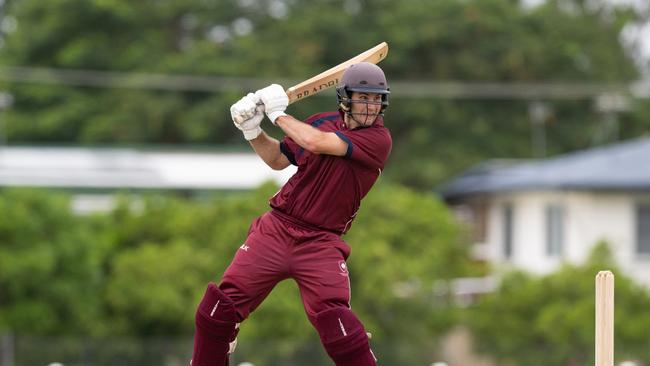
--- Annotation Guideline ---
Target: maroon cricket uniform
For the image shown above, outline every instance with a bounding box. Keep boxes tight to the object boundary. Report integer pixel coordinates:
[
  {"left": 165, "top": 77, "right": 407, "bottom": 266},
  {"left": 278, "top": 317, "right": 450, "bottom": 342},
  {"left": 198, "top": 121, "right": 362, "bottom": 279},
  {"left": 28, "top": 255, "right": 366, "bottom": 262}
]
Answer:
[{"left": 219, "top": 111, "right": 392, "bottom": 324}]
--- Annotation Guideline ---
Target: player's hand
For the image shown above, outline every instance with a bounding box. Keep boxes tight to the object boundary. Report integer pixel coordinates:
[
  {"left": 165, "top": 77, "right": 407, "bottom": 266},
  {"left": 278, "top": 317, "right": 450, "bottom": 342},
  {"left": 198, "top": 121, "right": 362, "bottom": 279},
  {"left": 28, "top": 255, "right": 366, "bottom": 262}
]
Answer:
[
  {"left": 234, "top": 104, "right": 264, "bottom": 140},
  {"left": 230, "top": 93, "right": 264, "bottom": 140},
  {"left": 230, "top": 93, "right": 261, "bottom": 122},
  {"left": 255, "top": 84, "right": 288, "bottom": 124}
]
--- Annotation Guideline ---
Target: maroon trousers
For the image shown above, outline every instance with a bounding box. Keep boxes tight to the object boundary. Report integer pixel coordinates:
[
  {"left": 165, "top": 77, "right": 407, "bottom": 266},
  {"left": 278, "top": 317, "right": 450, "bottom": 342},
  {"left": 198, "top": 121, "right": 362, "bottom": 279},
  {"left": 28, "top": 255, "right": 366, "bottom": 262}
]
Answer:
[
  {"left": 193, "top": 211, "right": 376, "bottom": 366},
  {"left": 218, "top": 211, "right": 352, "bottom": 325}
]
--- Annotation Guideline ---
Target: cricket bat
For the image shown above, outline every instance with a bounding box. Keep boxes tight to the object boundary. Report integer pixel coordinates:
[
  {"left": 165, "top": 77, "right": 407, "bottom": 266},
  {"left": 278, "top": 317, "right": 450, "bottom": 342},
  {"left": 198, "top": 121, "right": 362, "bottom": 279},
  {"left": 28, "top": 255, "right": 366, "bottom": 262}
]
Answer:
[{"left": 234, "top": 42, "right": 389, "bottom": 123}]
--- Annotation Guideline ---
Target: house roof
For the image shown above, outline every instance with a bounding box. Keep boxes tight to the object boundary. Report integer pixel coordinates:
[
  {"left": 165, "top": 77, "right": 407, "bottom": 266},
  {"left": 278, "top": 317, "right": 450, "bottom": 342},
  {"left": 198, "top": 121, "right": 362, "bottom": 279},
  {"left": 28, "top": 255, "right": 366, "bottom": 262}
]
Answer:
[
  {"left": 0, "top": 146, "right": 296, "bottom": 190},
  {"left": 440, "top": 135, "right": 650, "bottom": 200}
]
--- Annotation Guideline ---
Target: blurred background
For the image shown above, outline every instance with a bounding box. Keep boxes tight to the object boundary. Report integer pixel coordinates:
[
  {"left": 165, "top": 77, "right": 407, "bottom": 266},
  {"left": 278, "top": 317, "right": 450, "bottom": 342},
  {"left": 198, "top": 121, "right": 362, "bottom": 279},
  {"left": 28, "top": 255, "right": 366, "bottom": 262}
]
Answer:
[{"left": 1, "top": 0, "right": 650, "bottom": 365}]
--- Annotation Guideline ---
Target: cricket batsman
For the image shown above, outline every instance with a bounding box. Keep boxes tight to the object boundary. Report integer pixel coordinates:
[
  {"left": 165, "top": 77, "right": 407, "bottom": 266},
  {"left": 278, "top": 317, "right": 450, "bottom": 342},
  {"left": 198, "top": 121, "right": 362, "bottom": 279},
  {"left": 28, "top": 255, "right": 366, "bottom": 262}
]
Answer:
[{"left": 191, "top": 62, "right": 391, "bottom": 366}]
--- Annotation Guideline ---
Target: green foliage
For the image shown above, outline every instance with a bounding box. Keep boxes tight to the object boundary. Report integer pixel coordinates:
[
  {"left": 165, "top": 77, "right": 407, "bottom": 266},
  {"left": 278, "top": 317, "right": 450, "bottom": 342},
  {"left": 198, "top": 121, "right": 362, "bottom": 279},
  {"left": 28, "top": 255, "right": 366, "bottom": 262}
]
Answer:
[
  {"left": 466, "top": 241, "right": 650, "bottom": 365},
  {"left": 0, "top": 183, "right": 472, "bottom": 363},
  {"left": 2, "top": 188, "right": 650, "bottom": 364},
  {"left": 0, "top": 0, "right": 648, "bottom": 188},
  {"left": 99, "top": 184, "right": 277, "bottom": 336},
  {"left": 0, "top": 188, "right": 105, "bottom": 335}
]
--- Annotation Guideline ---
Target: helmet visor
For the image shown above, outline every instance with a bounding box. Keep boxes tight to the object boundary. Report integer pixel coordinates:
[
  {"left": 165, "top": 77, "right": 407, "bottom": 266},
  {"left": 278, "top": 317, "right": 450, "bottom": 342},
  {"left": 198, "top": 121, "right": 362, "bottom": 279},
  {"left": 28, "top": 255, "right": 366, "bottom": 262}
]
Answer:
[{"left": 346, "top": 86, "right": 390, "bottom": 95}]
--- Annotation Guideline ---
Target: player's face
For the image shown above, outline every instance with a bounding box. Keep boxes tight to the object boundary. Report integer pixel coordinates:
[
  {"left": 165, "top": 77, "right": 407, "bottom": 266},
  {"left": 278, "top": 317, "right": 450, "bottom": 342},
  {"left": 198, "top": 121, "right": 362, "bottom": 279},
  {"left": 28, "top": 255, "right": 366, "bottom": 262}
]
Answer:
[{"left": 348, "top": 92, "right": 383, "bottom": 127}]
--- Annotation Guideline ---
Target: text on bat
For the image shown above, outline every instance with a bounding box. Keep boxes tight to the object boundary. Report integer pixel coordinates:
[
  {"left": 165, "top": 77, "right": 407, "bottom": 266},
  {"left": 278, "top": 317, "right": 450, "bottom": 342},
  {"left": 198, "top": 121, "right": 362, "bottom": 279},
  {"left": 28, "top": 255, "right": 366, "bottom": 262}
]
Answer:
[{"left": 295, "top": 79, "right": 339, "bottom": 99}]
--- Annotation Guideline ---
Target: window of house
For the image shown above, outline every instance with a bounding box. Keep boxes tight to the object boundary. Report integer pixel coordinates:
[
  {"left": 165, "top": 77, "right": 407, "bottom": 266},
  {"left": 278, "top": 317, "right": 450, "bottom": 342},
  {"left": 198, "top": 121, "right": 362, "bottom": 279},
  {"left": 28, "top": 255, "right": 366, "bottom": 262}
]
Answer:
[
  {"left": 637, "top": 204, "right": 650, "bottom": 255},
  {"left": 545, "top": 204, "right": 565, "bottom": 257},
  {"left": 503, "top": 204, "right": 514, "bottom": 258}
]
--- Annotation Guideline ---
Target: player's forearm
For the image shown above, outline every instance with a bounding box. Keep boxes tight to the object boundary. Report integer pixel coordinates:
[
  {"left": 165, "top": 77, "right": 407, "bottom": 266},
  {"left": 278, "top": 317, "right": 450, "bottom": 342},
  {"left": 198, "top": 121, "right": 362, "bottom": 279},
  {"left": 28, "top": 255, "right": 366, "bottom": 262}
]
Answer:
[
  {"left": 249, "top": 131, "right": 288, "bottom": 170},
  {"left": 275, "top": 115, "right": 348, "bottom": 156},
  {"left": 275, "top": 115, "right": 324, "bottom": 152}
]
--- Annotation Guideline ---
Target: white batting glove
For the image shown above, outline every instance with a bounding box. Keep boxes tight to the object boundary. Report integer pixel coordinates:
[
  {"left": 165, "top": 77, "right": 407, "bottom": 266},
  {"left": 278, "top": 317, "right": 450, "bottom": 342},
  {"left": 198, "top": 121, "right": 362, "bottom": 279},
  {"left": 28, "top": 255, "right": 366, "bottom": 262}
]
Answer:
[
  {"left": 255, "top": 84, "right": 288, "bottom": 124},
  {"left": 230, "top": 93, "right": 264, "bottom": 140},
  {"left": 230, "top": 93, "right": 260, "bottom": 122}
]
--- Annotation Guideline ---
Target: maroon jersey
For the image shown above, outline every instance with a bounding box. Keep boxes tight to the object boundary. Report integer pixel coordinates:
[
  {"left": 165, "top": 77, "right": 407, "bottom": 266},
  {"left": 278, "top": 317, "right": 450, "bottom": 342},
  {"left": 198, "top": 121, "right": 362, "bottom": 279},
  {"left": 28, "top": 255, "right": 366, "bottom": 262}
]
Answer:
[{"left": 270, "top": 111, "right": 392, "bottom": 234}]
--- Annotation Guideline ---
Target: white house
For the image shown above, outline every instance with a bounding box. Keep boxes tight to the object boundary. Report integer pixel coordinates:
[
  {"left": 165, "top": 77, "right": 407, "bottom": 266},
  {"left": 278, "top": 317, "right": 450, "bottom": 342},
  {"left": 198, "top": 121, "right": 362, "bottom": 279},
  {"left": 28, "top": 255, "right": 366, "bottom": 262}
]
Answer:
[{"left": 440, "top": 136, "right": 650, "bottom": 288}]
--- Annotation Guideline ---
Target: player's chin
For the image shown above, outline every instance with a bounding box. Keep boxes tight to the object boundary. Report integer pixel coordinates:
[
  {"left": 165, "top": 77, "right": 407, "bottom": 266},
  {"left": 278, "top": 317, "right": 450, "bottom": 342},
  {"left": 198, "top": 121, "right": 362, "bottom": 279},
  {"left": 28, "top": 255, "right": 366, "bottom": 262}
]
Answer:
[
  {"left": 351, "top": 112, "right": 379, "bottom": 126},
  {"left": 363, "top": 114, "right": 379, "bottom": 125}
]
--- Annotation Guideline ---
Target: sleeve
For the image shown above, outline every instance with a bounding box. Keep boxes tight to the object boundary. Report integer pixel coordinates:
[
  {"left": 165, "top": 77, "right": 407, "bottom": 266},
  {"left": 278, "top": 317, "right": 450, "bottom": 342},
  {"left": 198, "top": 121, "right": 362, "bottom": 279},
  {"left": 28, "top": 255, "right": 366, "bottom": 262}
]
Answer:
[
  {"left": 279, "top": 112, "right": 334, "bottom": 166},
  {"left": 336, "top": 127, "right": 392, "bottom": 169},
  {"left": 280, "top": 137, "right": 300, "bottom": 166}
]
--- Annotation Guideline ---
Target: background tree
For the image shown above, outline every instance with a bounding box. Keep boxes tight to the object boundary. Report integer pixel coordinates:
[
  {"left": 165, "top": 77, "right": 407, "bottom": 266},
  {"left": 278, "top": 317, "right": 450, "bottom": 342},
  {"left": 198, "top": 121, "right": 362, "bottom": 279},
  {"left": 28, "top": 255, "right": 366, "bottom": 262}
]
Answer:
[
  {"left": 0, "top": 183, "right": 474, "bottom": 364},
  {"left": 0, "top": 0, "right": 648, "bottom": 188},
  {"left": 0, "top": 188, "right": 105, "bottom": 335},
  {"left": 466, "top": 242, "right": 650, "bottom": 366}
]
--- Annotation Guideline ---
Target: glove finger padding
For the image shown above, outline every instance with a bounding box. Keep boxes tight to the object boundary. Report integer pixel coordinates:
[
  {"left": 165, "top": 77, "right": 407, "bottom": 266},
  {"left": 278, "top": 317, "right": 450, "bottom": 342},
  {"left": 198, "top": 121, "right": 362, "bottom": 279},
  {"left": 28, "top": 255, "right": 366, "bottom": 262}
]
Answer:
[
  {"left": 230, "top": 95, "right": 258, "bottom": 123},
  {"left": 255, "top": 84, "right": 288, "bottom": 124},
  {"left": 245, "top": 92, "right": 261, "bottom": 106},
  {"left": 230, "top": 103, "right": 253, "bottom": 122},
  {"left": 230, "top": 94, "right": 264, "bottom": 141}
]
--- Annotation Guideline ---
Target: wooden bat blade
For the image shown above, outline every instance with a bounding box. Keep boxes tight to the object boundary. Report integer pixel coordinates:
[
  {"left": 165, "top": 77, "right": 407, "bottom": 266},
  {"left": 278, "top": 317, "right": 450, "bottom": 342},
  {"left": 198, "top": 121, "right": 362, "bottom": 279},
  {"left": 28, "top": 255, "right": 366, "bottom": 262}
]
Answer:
[
  {"left": 285, "top": 42, "right": 389, "bottom": 104},
  {"left": 233, "top": 42, "right": 388, "bottom": 124}
]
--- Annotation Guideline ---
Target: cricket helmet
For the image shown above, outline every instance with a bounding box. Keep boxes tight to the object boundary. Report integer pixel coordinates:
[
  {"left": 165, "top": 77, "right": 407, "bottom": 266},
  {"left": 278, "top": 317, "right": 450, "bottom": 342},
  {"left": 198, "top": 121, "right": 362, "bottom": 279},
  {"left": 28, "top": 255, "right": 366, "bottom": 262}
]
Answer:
[{"left": 336, "top": 62, "right": 390, "bottom": 113}]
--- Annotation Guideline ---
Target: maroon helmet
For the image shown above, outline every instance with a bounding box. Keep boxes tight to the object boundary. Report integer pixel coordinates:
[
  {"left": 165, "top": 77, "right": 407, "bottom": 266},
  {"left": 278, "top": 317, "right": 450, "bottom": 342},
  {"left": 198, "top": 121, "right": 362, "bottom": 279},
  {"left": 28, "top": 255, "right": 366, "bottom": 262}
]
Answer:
[{"left": 336, "top": 62, "right": 390, "bottom": 113}]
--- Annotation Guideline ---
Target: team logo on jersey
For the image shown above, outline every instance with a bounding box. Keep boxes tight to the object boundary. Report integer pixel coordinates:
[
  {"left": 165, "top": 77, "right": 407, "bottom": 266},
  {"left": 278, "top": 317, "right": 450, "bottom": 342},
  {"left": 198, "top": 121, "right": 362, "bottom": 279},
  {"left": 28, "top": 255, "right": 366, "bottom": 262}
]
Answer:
[
  {"left": 338, "top": 260, "right": 348, "bottom": 276},
  {"left": 239, "top": 243, "right": 250, "bottom": 252}
]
